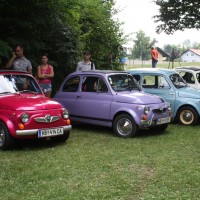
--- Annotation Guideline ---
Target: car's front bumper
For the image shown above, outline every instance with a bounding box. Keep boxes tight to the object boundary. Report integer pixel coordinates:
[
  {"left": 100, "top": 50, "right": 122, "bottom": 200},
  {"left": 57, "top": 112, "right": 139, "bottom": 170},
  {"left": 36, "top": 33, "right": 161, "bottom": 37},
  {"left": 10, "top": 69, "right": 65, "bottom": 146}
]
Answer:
[
  {"left": 16, "top": 125, "right": 72, "bottom": 136},
  {"left": 140, "top": 115, "right": 173, "bottom": 127}
]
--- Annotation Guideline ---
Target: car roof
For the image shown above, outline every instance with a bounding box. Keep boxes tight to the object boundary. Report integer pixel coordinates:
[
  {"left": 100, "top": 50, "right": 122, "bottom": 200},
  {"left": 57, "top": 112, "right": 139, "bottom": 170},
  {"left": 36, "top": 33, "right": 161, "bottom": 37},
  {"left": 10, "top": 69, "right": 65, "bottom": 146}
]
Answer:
[
  {"left": 175, "top": 66, "right": 200, "bottom": 71},
  {"left": 70, "top": 70, "right": 128, "bottom": 76},
  {"left": 127, "top": 68, "right": 177, "bottom": 75}
]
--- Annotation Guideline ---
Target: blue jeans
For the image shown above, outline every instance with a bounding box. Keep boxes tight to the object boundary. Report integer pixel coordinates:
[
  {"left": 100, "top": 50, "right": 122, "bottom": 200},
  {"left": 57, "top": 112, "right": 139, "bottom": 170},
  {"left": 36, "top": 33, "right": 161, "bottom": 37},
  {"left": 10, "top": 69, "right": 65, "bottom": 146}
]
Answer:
[
  {"left": 152, "top": 60, "right": 158, "bottom": 68},
  {"left": 39, "top": 83, "right": 52, "bottom": 92}
]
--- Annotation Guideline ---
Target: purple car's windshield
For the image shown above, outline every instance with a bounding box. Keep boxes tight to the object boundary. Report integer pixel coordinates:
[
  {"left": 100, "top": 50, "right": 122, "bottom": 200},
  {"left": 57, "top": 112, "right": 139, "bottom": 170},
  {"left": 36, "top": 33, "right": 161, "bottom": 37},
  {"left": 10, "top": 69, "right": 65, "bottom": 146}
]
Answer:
[
  {"left": 170, "top": 73, "right": 187, "bottom": 88},
  {"left": 108, "top": 74, "right": 141, "bottom": 92},
  {"left": 0, "top": 74, "right": 42, "bottom": 94}
]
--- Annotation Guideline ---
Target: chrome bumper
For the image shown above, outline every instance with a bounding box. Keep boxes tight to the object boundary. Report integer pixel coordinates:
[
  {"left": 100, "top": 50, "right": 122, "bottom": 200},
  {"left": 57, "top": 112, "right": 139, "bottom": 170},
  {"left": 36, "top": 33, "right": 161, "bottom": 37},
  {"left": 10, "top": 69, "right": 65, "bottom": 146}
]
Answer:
[
  {"left": 16, "top": 125, "right": 72, "bottom": 136},
  {"left": 140, "top": 115, "right": 172, "bottom": 127}
]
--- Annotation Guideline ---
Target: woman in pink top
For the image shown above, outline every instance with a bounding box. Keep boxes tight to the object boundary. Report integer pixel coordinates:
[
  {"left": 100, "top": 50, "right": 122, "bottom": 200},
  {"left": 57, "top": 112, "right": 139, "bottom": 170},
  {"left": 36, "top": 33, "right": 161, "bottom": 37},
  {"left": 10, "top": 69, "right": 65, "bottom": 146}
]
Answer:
[{"left": 37, "top": 54, "right": 54, "bottom": 98}]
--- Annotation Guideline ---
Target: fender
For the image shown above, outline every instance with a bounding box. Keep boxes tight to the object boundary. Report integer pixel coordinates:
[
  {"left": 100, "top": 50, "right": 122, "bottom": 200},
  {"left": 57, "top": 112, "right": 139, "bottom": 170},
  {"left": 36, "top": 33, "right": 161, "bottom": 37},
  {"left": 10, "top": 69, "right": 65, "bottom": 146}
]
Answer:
[{"left": 0, "top": 115, "right": 17, "bottom": 137}]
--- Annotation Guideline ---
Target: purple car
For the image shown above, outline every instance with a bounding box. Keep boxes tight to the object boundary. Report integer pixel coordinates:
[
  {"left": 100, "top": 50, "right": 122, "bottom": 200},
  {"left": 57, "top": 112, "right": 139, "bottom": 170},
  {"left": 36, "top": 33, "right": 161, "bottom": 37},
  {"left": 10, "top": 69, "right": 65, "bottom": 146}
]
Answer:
[{"left": 54, "top": 70, "right": 172, "bottom": 137}]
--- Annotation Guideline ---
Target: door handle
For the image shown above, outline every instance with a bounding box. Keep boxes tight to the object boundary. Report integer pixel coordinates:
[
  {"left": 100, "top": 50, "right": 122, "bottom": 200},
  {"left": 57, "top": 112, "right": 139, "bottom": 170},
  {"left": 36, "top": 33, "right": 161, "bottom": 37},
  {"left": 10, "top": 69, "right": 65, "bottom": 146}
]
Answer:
[
  {"left": 76, "top": 95, "right": 82, "bottom": 98},
  {"left": 168, "top": 93, "right": 175, "bottom": 95}
]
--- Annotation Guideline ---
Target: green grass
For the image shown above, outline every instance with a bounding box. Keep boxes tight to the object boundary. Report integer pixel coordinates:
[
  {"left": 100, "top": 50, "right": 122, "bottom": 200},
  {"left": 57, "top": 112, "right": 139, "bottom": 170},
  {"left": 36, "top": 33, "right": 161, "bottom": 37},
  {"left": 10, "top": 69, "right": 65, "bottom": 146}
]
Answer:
[
  {"left": 1, "top": 63, "right": 200, "bottom": 199},
  {"left": 126, "top": 61, "right": 200, "bottom": 70},
  {"left": 0, "top": 123, "right": 200, "bottom": 200}
]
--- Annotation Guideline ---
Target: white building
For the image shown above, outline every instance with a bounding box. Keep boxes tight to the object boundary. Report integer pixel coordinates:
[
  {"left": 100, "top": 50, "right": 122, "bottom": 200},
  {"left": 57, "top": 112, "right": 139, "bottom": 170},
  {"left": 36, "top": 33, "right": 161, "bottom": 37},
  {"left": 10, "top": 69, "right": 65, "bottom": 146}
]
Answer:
[{"left": 181, "top": 49, "right": 200, "bottom": 62}]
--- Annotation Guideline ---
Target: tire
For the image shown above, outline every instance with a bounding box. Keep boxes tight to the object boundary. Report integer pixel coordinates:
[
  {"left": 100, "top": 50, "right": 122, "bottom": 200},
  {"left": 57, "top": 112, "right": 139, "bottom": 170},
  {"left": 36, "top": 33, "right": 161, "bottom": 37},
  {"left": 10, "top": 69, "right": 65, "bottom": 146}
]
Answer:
[
  {"left": 0, "top": 121, "right": 15, "bottom": 150},
  {"left": 50, "top": 131, "right": 70, "bottom": 143},
  {"left": 113, "top": 114, "right": 138, "bottom": 138},
  {"left": 177, "top": 106, "right": 199, "bottom": 125},
  {"left": 149, "top": 124, "right": 168, "bottom": 132}
]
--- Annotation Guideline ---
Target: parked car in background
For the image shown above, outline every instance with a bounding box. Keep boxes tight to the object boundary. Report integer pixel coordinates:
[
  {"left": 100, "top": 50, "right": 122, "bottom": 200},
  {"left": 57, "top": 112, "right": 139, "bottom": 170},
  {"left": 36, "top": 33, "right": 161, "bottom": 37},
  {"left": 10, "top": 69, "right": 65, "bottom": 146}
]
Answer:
[
  {"left": 54, "top": 70, "right": 172, "bottom": 138},
  {"left": 176, "top": 66, "right": 200, "bottom": 89},
  {"left": 127, "top": 68, "right": 200, "bottom": 125},
  {"left": 0, "top": 70, "right": 71, "bottom": 150}
]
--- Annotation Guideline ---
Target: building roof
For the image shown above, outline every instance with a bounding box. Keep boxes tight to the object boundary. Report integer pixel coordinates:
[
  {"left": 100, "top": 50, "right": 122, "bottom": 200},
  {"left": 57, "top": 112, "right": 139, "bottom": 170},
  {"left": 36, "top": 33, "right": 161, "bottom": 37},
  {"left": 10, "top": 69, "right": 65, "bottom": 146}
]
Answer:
[
  {"left": 157, "top": 47, "right": 170, "bottom": 58},
  {"left": 181, "top": 49, "right": 200, "bottom": 56}
]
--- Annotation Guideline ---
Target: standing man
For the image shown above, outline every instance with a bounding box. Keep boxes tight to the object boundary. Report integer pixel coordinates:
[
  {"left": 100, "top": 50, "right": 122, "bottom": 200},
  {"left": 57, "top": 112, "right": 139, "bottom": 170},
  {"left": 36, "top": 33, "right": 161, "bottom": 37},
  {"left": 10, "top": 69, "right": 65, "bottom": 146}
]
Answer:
[
  {"left": 151, "top": 46, "right": 159, "bottom": 68},
  {"left": 119, "top": 46, "right": 127, "bottom": 70},
  {"left": 5, "top": 45, "right": 32, "bottom": 75},
  {"left": 76, "top": 51, "right": 95, "bottom": 71}
]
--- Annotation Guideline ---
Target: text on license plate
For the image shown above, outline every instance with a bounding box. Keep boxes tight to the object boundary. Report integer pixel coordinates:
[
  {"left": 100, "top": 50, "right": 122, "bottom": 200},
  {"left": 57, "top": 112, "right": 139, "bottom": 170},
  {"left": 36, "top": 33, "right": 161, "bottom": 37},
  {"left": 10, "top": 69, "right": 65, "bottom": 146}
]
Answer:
[
  {"left": 157, "top": 117, "right": 171, "bottom": 125},
  {"left": 38, "top": 128, "right": 63, "bottom": 138}
]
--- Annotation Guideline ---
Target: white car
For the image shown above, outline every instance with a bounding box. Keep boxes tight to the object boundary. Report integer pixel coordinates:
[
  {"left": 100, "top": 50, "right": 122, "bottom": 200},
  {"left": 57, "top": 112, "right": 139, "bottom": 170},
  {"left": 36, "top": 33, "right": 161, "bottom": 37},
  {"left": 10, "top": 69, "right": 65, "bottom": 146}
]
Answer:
[{"left": 176, "top": 67, "right": 200, "bottom": 89}]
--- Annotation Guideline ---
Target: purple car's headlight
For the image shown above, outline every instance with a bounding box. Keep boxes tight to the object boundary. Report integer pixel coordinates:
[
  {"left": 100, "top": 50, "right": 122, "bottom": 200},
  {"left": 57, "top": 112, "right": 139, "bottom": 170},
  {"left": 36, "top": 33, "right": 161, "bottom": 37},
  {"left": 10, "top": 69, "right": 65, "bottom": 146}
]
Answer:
[
  {"left": 144, "top": 106, "right": 150, "bottom": 115},
  {"left": 167, "top": 104, "right": 172, "bottom": 111},
  {"left": 21, "top": 113, "right": 29, "bottom": 123}
]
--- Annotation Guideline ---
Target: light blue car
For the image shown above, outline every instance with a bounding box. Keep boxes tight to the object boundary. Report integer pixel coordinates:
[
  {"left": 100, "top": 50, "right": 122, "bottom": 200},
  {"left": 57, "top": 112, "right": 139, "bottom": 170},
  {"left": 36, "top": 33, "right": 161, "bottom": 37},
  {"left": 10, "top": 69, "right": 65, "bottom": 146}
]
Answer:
[{"left": 127, "top": 68, "right": 200, "bottom": 125}]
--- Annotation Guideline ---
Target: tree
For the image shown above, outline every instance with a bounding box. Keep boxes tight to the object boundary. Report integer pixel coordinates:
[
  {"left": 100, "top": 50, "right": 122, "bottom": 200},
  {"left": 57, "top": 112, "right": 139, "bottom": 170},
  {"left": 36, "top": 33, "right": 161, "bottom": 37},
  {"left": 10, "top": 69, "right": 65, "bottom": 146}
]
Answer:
[
  {"left": 77, "top": 0, "right": 124, "bottom": 69},
  {"left": 132, "top": 30, "right": 157, "bottom": 60},
  {"left": 153, "top": 0, "right": 200, "bottom": 34},
  {"left": 0, "top": 0, "right": 124, "bottom": 93}
]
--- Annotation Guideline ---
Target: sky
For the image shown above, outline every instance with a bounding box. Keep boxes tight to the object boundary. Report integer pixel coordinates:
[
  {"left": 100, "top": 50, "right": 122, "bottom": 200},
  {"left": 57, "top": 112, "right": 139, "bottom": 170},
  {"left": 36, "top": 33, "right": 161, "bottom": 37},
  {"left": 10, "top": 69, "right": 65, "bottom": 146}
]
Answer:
[{"left": 114, "top": 0, "right": 200, "bottom": 48}]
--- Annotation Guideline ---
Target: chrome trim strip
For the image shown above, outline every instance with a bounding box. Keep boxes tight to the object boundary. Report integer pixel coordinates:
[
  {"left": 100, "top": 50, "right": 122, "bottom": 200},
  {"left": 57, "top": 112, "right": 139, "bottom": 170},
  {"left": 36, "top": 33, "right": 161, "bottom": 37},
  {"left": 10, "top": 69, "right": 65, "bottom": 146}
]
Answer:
[
  {"left": 34, "top": 115, "right": 61, "bottom": 123},
  {"left": 16, "top": 125, "right": 72, "bottom": 136}
]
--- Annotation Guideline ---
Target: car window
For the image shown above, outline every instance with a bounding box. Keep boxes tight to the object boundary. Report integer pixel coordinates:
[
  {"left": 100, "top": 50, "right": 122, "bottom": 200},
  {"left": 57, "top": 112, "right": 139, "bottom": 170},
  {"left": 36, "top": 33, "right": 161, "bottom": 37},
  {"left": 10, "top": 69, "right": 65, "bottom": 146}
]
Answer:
[
  {"left": 0, "top": 74, "right": 42, "bottom": 94},
  {"left": 142, "top": 75, "right": 170, "bottom": 89},
  {"left": 62, "top": 76, "right": 80, "bottom": 92},
  {"left": 97, "top": 78, "right": 108, "bottom": 92},
  {"left": 108, "top": 74, "right": 140, "bottom": 92},
  {"left": 196, "top": 73, "right": 200, "bottom": 83},
  {"left": 170, "top": 73, "right": 187, "bottom": 88},
  {"left": 82, "top": 76, "right": 99, "bottom": 92},
  {"left": 181, "top": 72, "right": 195, "bottom": 84},
  {"left": 132, "top": 75, "right": 141, "bottom": 82},
  {"left": 142, "top": 75, "right": 156, "bottom": 88}
]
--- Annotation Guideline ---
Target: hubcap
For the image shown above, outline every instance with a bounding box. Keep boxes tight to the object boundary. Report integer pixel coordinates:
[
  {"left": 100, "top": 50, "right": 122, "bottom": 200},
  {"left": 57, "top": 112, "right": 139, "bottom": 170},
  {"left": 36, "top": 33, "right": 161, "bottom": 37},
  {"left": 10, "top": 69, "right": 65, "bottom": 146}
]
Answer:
[
  {"left": 180, "top": 110, "right": 194, "bottom": 125},
  {"left": 0, "top": 126, "right": 5, "bottom": 147},
  {"left": 117, "top": 118, "right": 132, "bottom": 136}
]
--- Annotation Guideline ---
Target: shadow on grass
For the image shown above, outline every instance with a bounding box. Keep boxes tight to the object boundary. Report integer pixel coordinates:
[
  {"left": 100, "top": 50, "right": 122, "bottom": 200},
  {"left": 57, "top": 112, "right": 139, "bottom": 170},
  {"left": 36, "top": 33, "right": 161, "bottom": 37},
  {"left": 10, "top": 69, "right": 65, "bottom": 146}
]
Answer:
[
  {"left": 72, "top": 122, "right": 168, "bottom": 138},
  {"left": 136, "top": 128, "right": 170, "bottom": 138},
  {"left": 72, "top": 122, "right": 114, "bottom": 136},
  {"left": 12, "top": 138, "right": 68, "bottom": 151}
]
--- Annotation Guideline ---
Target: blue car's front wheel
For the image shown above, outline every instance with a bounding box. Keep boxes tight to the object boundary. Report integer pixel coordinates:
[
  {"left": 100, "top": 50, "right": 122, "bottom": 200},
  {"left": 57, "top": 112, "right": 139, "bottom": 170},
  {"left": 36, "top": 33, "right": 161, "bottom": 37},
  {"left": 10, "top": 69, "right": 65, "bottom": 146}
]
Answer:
[
  {"left": 113, "top": 114, "right": 138, "bottom": 138},
  {"left": 177, "top": 106, "right": 199, "bottom": 125}
]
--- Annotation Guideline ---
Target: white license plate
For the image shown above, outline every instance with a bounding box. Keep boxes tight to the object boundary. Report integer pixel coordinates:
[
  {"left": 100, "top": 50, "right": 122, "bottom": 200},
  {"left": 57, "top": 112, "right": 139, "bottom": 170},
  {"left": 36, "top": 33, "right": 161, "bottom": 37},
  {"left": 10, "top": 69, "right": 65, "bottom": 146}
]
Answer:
[
  {"left": 157, "top": 117, "right": 171, "bottom": 125},
  {"left": 38, "top": 128, "right": 63, "bottom": 138}
]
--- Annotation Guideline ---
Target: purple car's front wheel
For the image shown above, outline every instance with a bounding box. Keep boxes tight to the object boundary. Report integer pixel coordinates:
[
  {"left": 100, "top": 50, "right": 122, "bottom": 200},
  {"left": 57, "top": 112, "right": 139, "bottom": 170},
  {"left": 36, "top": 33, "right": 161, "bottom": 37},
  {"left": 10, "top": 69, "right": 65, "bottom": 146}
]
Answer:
[{"left": 113, "top": 114, "right": 138, "bottom": 138}]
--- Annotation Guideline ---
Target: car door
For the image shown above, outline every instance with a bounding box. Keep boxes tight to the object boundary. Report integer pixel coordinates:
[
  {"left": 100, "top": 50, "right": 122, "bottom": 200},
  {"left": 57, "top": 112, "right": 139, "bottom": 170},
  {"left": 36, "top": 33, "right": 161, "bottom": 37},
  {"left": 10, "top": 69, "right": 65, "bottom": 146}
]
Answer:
[
  {"left": 141, "top": 74, "right": 176, "bottom": 111},
  {"left": 76, "top": 76, "right": 113, "bottom": 121},
  {"left": 54, "top": 76, "right": 81, "bottom": 116}
]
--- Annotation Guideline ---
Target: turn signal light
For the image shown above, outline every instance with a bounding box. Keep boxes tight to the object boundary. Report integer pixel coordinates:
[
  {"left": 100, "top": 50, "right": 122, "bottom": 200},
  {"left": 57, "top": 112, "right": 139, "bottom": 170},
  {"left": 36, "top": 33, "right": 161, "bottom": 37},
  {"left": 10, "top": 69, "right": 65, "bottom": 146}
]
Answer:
[
  {"left": 66, "top": 119, "right": 71, "bottom": 125},
  {"left": 18, "top": 123, "right": 25, "bottom": 130},
  {"left": 142, "top": 115, "right": 147, "bottom": 120}
]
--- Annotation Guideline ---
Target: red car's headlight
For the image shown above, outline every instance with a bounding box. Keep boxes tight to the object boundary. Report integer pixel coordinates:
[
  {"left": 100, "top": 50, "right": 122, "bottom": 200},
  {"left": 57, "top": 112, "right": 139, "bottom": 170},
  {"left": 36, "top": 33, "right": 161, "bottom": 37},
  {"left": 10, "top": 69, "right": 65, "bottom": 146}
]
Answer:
[
  {"left": 21, "top": 113, "right": 29, "bottom": 123},
  {"left": 63, "top": 109, "right": 69, "bottom": 119}
]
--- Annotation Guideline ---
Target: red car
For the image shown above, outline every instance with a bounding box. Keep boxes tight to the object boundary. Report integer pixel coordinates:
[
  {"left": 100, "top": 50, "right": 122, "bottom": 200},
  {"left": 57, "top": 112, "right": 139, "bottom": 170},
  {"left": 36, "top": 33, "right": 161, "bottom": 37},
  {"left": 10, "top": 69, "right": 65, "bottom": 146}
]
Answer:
[{"left": 0, "top": 70, "right": 71, "bottom": 150}]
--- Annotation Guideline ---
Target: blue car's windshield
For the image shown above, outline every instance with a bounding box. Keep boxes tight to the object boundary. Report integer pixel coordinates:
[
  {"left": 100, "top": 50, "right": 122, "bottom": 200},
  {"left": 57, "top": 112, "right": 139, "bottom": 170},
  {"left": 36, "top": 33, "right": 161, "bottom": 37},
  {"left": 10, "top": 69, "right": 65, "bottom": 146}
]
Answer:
[
  {"left": 108, "top": 74, "right": 141, "bottom": 92},
  {"left": 170, "top": 73, "right": 187, "bottom": 88},
  {"left": 0, "top": 74, "right": 42, "bottom": 94}
]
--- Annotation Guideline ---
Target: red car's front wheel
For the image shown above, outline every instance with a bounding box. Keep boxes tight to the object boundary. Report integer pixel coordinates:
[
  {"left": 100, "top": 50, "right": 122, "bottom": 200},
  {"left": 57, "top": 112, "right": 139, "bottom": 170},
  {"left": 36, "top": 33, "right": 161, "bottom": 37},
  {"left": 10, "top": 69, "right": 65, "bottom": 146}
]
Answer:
[{"left": 0, "top": 121, "right": 15, "bottom": 150}]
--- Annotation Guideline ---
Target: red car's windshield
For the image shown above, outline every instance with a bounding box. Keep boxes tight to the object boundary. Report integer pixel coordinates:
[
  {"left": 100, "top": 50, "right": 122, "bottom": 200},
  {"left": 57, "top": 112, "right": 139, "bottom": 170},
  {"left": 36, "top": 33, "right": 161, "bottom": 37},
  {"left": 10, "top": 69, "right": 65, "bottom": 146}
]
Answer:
[{"left": 0, "top": 74, "right": 42, "bottom": 94}]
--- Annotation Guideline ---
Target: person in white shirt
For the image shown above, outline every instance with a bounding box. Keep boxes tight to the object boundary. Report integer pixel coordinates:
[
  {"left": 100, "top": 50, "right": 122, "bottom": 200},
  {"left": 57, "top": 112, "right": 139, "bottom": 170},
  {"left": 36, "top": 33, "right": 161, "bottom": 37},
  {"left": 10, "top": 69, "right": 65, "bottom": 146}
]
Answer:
[{"left": 76, "top": 51, "right": 95, "bottom": 71}]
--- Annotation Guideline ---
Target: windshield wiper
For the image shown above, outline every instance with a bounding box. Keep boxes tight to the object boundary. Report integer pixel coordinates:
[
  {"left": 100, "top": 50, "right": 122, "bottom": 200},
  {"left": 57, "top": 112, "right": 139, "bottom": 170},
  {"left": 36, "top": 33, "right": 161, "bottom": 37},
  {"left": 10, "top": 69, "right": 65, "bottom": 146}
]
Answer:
[
  {"left": 20, "top": 90, "right": 37, "bottom": 94},
  {"left": 0, "top": 92, "right": 12, "bottom": 94}
]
